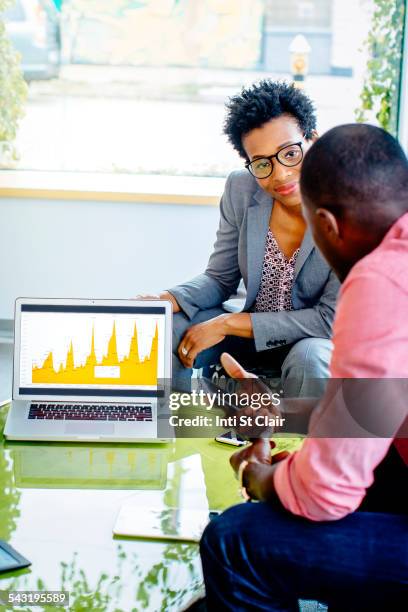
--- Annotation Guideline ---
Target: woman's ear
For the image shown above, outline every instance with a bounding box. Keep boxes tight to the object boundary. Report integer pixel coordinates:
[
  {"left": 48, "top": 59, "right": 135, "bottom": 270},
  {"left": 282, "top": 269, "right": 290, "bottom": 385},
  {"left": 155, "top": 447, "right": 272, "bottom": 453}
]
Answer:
[{"left": 311, "top": 129, "right": 319, "bottom": 143}]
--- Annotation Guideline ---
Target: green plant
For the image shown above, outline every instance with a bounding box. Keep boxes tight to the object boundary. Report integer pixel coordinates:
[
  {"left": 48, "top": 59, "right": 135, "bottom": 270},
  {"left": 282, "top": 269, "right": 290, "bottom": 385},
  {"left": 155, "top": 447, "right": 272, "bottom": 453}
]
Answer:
[
  {"left": 0, "top": 0, "right": 28, "bottom": 164},
  {"left": 356, "top": 0, "right": 406, "bottom": 135}
]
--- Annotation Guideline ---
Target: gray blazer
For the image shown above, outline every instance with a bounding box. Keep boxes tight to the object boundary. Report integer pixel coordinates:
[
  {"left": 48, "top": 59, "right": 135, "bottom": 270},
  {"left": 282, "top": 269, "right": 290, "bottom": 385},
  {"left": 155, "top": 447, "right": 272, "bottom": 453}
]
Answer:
[{"left": 169, "top": 170, "right": 340, "bottom": 352}]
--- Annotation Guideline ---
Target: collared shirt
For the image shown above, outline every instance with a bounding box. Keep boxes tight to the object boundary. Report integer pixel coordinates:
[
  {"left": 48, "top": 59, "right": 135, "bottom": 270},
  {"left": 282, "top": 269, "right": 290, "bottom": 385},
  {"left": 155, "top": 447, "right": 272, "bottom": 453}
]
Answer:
[
  {"left": 254, "top": 230, "right": 300, "bottom": 313},
  {"left": 274, "top": 212, "right": 408, "bottom": 521}
]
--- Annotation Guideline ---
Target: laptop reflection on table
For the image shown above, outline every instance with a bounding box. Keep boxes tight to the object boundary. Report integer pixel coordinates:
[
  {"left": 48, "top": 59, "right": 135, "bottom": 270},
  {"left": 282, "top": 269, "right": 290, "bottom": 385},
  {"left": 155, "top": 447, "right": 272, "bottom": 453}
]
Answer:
[{"left": 7, "top": 443, "right": 169, "bottom": 490}]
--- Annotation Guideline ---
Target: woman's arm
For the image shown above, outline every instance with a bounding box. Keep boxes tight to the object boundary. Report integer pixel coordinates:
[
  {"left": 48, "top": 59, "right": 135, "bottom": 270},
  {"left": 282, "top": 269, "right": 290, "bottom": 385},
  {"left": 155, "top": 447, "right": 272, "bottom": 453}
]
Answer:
[
  {"left": 167, "top": 172, "right": 242, "bottom": 320},
  {"left": 134, "top": 291, "right": 181, "bottom": 313},
  {"left": 178, "top": 269, "right": 338, "bottom": 366},
  {"left": 158, "top": 291, "right": 180, "bottom": 313},
  {"left": 178, "top": 267, "right": 339, "bottom": 367},
  {"left": 178, "top": 312, "right": 253, "bottom": 368},
  {"left": 250, "top": 270, "right": 339, "bottom": 351},
  {"left": 222, "top": 312, "right": 253, "bottom": 338}
]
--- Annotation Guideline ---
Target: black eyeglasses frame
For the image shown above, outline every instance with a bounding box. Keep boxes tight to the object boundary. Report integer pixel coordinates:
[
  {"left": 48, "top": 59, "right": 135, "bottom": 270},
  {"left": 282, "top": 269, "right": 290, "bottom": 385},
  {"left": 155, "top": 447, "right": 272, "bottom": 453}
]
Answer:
[{"left": 245, "top": 142, "right": 304, "bottom": 179}]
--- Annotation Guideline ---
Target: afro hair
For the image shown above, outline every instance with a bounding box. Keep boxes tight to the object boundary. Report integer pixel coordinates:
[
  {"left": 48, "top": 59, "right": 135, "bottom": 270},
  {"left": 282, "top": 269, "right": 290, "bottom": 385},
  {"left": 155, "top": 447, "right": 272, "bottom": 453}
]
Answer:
[{"left": 224, "top": 80, "right": 317, "bottom": 159}]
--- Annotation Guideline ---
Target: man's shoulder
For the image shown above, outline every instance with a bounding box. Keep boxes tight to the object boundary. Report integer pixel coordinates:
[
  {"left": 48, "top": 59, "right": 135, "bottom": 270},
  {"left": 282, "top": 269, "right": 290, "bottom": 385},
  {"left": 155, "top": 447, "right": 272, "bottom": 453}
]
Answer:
[
  {"left": 346, "top": 238, "right": 408, "bottom": 297},
  {"left": 333, "top": 242, "right": 408, "bottom": 378},
  {"left": 348, "top": 213, "right": 408, "bottom": 292}
]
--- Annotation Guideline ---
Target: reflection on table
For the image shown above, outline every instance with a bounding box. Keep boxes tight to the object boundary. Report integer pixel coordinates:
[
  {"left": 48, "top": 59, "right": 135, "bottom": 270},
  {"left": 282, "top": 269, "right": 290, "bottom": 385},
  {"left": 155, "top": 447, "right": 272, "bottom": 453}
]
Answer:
[
  {"left": 0, "top": 405, "right": 241, "bottom": 611},
  {"left": 7, "top": 442, "right": 169, "bottom": 490},
  {"left": 0, "top": 403, "right": 301, "bottom": 611}
]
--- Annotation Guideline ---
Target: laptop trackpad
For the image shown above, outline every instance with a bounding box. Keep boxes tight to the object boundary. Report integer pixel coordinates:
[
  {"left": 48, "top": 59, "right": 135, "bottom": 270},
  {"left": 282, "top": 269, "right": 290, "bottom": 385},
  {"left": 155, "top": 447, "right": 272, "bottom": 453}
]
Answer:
[{"left": 65, "top": 422, "right": 115, "bottom": 435}]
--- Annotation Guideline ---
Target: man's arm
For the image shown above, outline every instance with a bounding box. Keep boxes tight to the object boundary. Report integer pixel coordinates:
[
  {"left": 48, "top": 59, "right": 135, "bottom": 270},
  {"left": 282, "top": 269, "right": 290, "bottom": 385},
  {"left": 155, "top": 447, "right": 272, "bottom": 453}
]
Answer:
[
  {"left": 262, "top": 270, "right": 408, "bottom": 520},
  {"left": 227, "top": 269, "right": 408, "bottom": 519}
]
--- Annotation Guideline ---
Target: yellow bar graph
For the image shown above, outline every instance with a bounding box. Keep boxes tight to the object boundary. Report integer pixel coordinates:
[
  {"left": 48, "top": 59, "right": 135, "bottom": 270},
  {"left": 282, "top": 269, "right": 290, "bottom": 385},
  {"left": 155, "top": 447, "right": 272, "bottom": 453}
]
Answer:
[{"left": 32, "top": 322, "right": 158, "bottom": 385}]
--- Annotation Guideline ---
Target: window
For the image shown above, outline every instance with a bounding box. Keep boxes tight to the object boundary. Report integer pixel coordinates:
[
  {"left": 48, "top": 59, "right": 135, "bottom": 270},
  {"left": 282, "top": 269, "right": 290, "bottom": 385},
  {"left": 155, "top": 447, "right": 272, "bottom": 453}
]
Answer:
[
  {"left": 1, "top": 0, "right": 406, "bottom": 178},
  {"left": 3, "top": 1, "right": 25, "bottom": 22},
  {"left": 265, "top": 0, "right": 331, "bottom": 28}
]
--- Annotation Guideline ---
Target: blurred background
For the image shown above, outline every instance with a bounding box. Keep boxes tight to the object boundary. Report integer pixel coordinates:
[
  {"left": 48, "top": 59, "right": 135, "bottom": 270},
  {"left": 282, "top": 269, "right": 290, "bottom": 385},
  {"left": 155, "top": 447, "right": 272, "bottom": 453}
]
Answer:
[{"left": 1, "top": 0, "right": 406, "bottom": 177}]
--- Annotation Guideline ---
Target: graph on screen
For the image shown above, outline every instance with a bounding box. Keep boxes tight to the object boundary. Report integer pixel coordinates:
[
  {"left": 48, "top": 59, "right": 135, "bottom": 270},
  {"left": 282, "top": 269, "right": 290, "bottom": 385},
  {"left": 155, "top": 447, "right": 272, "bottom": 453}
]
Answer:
[{"left": 31, "top": 321, "right": 158, "bottom": 386}]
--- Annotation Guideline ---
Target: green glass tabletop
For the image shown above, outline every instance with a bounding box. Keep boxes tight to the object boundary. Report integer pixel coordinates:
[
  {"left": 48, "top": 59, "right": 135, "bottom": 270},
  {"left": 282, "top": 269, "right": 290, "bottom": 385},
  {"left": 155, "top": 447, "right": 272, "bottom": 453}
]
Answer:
[{"left": 0, "top": 404, "right": 301, "bottom": 612}]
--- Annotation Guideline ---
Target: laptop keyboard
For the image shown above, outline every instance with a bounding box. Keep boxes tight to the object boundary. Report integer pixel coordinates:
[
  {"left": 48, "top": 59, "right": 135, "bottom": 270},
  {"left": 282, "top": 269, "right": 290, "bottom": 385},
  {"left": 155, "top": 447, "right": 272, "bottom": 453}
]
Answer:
[{"left": 28, "top": 403, "right": 153, "bottom": 422}]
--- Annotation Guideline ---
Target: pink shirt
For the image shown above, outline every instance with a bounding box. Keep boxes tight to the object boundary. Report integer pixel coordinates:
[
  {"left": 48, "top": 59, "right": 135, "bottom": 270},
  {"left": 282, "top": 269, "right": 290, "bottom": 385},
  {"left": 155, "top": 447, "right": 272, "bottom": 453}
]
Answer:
[{"left": 274, "top": 212, "right": 408, "bottom": 521}]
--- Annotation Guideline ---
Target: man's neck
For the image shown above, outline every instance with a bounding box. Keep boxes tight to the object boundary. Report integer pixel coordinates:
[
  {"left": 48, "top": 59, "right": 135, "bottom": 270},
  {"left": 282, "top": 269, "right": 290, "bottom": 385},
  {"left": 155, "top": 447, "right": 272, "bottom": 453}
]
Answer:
[{"left": 336, "top": 232, "right": 388, "bottom": 282}]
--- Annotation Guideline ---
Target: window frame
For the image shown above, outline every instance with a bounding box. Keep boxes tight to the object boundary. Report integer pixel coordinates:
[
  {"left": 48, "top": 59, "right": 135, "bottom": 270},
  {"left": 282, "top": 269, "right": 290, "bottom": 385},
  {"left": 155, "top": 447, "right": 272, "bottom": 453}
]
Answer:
[
  {"left": 398, "top": 2, "right": 408, "bottom": 152},
  {"left": 0, "top": 170, "right": 223, "bottom": 206}
]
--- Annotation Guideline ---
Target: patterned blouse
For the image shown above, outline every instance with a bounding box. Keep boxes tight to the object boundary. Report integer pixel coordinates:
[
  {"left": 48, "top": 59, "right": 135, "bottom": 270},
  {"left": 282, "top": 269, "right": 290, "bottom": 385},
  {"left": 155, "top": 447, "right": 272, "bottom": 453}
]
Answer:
[{"left": 254, "top": 229, "right": 300, "bottom": 312}]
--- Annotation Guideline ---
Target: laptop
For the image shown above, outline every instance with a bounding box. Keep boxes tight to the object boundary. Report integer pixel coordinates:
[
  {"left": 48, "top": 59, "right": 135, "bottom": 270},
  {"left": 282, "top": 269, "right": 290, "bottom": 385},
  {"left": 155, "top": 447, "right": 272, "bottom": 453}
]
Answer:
[{"left": 4, "top": 298, "right": 172, "bottom": 442}]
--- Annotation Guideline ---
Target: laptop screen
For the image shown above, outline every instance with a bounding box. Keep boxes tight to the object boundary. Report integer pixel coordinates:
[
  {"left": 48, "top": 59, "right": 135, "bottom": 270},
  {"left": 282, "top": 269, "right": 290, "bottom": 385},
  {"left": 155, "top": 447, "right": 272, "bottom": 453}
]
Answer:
[{"left": 17, "top": 304, "right": 167, "bottom": 398}]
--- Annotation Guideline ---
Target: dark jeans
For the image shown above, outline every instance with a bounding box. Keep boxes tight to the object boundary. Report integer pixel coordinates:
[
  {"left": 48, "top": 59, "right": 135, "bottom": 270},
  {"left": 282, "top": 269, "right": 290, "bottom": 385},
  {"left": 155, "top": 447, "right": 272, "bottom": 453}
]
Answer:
[
  {"left": 200, "top": 501, "right": 408, "bottom": 611},
  {"left": 200, "top": 447, "right": 408, "bottom": 611}
]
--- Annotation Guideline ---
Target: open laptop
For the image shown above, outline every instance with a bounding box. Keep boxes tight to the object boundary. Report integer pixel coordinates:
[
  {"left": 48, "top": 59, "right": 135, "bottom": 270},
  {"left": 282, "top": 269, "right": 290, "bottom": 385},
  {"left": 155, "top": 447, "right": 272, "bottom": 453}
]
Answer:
[{"left": 4, "top": 298, "right": 172, "bottom": 442}]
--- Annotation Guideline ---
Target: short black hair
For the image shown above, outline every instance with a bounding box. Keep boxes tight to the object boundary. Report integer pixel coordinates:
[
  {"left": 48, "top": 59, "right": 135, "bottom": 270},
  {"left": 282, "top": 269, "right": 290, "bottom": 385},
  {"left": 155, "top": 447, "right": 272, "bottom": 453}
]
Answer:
[
  {"left": 223, "top": 80, "right": 317, "bottom": 158},
  {"left": 300, "top": 123, "right": 408, "bottom": 226}
]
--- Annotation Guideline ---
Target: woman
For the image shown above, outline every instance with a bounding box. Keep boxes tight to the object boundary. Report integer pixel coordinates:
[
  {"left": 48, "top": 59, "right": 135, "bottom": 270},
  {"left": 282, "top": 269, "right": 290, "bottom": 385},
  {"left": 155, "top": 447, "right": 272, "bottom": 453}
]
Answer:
[{"left": 143, "top": 80, "right": 339, "bottom": 394}]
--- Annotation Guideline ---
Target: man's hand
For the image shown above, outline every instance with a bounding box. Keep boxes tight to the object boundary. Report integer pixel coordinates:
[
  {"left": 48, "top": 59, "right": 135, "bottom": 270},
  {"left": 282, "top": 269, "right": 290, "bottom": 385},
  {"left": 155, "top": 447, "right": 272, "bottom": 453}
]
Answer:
[
  {"left": 220, "top": 353, "right": 282, "bottom": 438},
  {"left": 229, "top": 439, "right": 290, "bottom": 474},
  {"left": 221, "top": 352, "right": 290, "bottom": 501},
  {"left": 230, "top": 439, "right": 290, "bottom": 501},
  {"left": 134, "top": 291, "right": 180, "bottom": 313},
  {"left": 230, "top": 438, "right": 274, "bottom": 472},
  {"left": 178, "top": 315, "right": 228, "bottom": 368},
  {"left": 220, "top": 352, "right": 257, "bottom": 380}
]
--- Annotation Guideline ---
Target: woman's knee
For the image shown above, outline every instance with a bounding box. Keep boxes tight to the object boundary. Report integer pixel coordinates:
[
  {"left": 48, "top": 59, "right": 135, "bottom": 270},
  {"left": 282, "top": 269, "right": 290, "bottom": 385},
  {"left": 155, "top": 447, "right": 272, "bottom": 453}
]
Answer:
[{"left": 282, "top": 338, "right": 333, "bottom": 378}]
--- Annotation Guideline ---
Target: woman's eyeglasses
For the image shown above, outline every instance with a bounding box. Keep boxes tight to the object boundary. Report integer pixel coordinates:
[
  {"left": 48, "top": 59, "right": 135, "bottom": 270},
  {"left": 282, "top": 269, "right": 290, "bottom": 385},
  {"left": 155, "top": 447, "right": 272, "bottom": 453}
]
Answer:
[{"left": 245, "top": 142, "right": 303, "bottom": 179}]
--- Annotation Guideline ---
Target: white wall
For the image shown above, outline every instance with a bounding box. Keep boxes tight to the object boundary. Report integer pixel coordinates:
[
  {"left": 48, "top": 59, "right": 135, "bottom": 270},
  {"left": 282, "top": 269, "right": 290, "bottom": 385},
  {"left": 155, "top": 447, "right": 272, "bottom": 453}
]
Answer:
[{"left": 0, "top": 197, "right": 220, "bottom": 322}]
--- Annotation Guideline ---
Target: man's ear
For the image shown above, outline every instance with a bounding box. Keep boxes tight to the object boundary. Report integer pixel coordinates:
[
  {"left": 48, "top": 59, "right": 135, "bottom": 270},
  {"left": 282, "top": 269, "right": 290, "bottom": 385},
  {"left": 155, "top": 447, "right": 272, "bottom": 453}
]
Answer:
[
  {"left": 315, "top": 208, "right": 341, "bottom": 242},
  {"left": 310, "top": 129, "right": 319, "bottom": 143}
]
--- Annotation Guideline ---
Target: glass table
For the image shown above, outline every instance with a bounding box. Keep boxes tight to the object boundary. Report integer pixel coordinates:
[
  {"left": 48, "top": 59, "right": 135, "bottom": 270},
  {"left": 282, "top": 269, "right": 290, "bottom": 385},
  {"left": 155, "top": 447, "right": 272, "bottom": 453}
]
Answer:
[{"left": 0, "top": 404, "right": 300, "bottom": 611}]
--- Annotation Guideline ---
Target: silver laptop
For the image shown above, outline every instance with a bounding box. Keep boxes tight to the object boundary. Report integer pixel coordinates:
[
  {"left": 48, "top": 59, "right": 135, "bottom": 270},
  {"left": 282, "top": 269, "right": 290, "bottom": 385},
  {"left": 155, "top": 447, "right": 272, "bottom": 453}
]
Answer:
[{"left": 4, "top": 298, "right": 172, "bottom": 442}]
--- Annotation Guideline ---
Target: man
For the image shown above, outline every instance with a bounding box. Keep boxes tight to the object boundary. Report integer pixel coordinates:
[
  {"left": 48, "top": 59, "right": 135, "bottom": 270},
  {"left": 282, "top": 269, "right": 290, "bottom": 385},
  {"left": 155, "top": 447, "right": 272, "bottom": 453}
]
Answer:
[{"left": 199, "top": 124, "right": 408, "bottom": 610}]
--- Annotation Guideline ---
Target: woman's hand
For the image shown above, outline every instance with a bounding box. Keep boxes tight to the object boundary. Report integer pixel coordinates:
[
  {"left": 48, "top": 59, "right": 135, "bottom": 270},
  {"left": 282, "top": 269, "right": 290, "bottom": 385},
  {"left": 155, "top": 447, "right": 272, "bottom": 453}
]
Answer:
[
  {"left": 178, "top": 315, "right": 228, "bottom": 368},
  {"left": 134, "top": 291, "right": 180, "bottom": 313}
]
